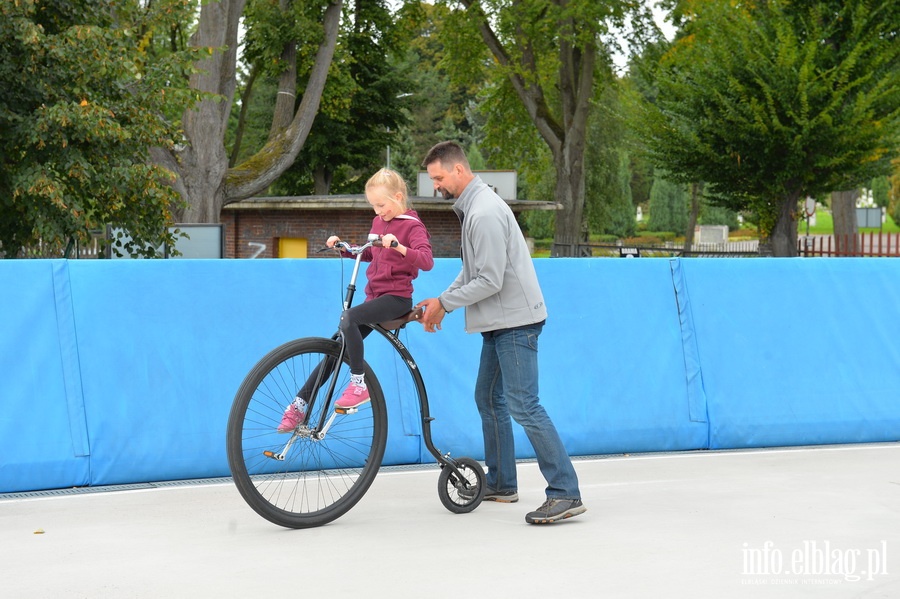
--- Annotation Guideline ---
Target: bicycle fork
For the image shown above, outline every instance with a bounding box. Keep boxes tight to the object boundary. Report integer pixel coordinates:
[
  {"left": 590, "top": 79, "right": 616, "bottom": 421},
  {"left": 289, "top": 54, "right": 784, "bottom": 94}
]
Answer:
[{"left": 263, "top": 334, "right": 351, "bottom": 461}]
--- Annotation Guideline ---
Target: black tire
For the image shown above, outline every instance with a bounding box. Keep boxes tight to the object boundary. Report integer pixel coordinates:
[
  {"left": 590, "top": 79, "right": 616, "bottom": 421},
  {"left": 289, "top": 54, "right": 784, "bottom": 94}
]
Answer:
[
  {"left": 437, "top": 456, "right": 485, "bottom": 514},
  {"left": 226, "top": 337, "right": 387, "bottom": 528}
]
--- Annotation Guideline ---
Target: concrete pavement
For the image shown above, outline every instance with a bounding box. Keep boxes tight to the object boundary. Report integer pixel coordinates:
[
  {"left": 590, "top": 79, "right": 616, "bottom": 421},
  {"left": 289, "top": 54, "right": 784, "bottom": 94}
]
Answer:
[{"left": 2, "top": 443, "right": 899, "bottom": 598}]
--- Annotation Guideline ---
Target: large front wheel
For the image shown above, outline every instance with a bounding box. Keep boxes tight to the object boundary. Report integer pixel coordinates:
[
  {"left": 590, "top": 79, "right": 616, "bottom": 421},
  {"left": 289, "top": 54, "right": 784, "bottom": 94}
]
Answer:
[{"left": 226, "top": 337, "right": 387, "bottom": 528}]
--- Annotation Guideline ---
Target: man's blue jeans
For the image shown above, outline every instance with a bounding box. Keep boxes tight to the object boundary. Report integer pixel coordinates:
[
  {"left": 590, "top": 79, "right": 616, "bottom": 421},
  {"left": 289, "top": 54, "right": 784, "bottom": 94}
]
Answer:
[{"left": 475, "top": 322, "right": 581, "bottom": 500}]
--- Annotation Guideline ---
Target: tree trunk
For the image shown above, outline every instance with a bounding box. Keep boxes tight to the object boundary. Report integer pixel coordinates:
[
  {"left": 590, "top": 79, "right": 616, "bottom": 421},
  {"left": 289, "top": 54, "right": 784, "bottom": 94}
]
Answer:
[
  {"left": 172, "top": 0, "right": 246, "bottom": 223},
  {"left": 831, "top": 189, "right": 859, "bottom": 255},
  {"left": 268, "top": 0, "right": 298, "bottom": 139},
  {"left": 312, "top": 166, "right": 332, "bottom": 196},
  {"left": 229, "top": 65, "right": 259, "bottom": 167},
  {"left": 155, "top": 0, "right": 342, "bottom": 224},
  {"left": 459, "top": 0, "right": 596, "bottom": 257},
  {"left": 551, "top": 134, "right": 588, "bottom": 256},
  {"left": 548, "top": 24, "right": 595, "bottom": 257},
  {"left": 683, "top": 181, "right": 703, "bottom": 255},
  {"left": 224, "top": 0, "right": 342, "bottom": 203},
  {"left": 767, "top": 191, "right": 801, "bottom": 257}
]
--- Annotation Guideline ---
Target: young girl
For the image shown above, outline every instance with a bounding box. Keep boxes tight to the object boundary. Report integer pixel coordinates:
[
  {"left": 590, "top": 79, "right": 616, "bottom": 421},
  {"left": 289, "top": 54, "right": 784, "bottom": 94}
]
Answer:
[{"left": 278, "top": 168, "right": 434, "bottom": 432}]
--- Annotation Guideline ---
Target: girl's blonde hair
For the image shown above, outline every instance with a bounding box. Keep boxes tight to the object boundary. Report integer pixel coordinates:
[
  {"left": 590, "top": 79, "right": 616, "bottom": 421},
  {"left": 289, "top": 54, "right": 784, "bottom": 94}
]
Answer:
[{"left": 365, "top": 168, "right": 410, "bottom": 210}]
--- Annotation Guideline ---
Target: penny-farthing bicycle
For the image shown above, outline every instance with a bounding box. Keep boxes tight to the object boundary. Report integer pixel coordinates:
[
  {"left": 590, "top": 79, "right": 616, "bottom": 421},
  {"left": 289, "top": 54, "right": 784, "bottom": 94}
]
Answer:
[{"left": 226, "top": 235, "right": 486, "bottom": 528}]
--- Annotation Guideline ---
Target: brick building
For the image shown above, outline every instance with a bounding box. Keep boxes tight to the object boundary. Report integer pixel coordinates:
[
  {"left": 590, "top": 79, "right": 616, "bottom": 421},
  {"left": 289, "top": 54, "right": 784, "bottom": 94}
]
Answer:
[{"left": 221, "top": 195, "right": 559, "bottom": 259}]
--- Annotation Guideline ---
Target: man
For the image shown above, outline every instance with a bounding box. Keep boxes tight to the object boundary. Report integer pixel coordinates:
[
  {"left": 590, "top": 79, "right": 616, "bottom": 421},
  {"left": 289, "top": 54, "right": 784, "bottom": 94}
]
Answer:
[{"left": 416, "top": 141, "right": 585, "bottom": 524}]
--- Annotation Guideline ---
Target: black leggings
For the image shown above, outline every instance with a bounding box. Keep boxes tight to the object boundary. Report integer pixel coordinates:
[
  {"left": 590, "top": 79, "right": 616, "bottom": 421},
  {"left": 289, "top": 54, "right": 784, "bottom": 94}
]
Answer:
[
  {"left": 339, "top": 294, "right": 412, "bottom": 374},
  {"left": 296, "top": 295, "right": 412, "bottom": 401}
]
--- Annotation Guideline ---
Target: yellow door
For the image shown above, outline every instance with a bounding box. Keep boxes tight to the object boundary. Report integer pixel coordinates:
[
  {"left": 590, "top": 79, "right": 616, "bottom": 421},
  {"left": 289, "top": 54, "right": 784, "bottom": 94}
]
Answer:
[{"left": 278, "top": 238, "right": 308, "bottom": 258}]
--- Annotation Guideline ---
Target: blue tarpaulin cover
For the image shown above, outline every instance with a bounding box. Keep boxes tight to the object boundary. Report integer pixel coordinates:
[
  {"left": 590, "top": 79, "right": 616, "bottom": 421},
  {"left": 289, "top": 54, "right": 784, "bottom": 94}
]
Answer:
[{"left": 2, "top": 258, "right": 898, "bottom": 493}]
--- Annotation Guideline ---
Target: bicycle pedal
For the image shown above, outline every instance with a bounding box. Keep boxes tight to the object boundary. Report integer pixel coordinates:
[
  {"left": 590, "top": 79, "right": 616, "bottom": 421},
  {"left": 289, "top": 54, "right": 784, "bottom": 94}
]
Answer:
[{"left": 334, "top": 406, "right": 358, "bottom": 415}]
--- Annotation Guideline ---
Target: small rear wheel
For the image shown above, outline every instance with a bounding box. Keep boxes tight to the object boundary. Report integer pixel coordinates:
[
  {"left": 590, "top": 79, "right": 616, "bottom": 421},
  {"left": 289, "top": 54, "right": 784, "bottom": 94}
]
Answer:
[{"left": 437, "top": 457, "right": 485, "bottom": 514}]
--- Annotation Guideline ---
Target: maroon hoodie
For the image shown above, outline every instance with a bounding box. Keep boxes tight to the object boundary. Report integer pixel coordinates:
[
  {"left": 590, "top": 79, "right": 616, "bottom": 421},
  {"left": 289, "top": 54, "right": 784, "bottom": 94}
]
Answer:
[{"left": 342, "top": 209, "right": 434, "bottom": 301}]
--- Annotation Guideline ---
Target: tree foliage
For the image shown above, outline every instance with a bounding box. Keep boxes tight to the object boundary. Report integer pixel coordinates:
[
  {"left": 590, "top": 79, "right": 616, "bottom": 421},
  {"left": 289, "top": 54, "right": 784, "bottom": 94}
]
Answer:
[
  {"left": 0, "top": 0, "right": 202, "bottom": 257},
  {"left": 585, "top": 83, "right": 635, "bottom": 239},
  {"left": 439, "top": 0, "right": 655, "bottom": 254},
  {"left": 270, "top": 0, "right": 416, "bottom": 195},
  {"left": 151, "top": 0, "right": 343, "bottom": 224},
  {"left": 640, "top": 0, "right": 900, "bottom": 256},
  {"left": 870, "top": 175, "right": 890, "bottom": 209},
  {"left": 647, "top": 174, "right": 687, "bottom": 234}
]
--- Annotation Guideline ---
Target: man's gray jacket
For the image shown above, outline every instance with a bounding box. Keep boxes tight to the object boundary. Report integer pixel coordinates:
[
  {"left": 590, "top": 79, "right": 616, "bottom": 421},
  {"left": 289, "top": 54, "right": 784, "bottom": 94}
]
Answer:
[{"left": 439, "top": 176, "right": 548, "bottom": 333}]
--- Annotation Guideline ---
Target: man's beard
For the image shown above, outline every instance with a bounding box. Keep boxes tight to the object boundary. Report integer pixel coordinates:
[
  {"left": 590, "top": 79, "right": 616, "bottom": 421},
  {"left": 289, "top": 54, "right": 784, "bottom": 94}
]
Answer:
[{"left": 440, "top": 188, "right": 454, "bottom": 200}]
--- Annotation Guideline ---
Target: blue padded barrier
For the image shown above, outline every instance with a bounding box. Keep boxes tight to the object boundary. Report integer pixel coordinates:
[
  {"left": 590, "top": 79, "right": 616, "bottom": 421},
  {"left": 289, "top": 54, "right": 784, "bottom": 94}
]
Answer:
[
  {"left": 65, "top": 258, "right": 425, "bottom": 487},
  {"left": 0, "top": 261, "right": 90, "bottom": 491},
  {"left": 1, "top": 257, "right": 899, "bottom": 493},
  {"left": 532, "top": 258, "right": 710, "bottom": 456},
  {"left": 681, "top": 258, "right": 900, "bottom": 449}
]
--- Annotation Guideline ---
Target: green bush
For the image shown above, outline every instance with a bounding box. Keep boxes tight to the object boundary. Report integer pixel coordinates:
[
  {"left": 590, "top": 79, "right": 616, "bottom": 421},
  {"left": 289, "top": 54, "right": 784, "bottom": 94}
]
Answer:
[{"left": 590, "top": 234, "right": 619, "bottom": 243}]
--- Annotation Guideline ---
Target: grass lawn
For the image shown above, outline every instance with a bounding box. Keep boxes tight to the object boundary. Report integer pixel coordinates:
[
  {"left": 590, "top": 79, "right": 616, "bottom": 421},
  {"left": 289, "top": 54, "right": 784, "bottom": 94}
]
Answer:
[
  {"left": 529, "top": 208, "right": 899, "bottom": 257},
  {"left": 802, "top": 209, "right": 900, "bottom": 235}
]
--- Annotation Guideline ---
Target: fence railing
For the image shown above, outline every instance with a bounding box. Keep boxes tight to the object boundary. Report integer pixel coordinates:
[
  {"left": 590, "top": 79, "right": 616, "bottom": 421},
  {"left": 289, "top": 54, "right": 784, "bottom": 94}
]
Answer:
[
  {"left": 552, "top": 240, "right": 760, "bottom": 258},
  {"left": 6, "top": 237, "right": 103, "bottom": 259},
  {"left": 799, "top": 233, "right": 900, "bottom": 257},
  {"left": 554, "top": 234, "right": 900, "bottom": 258}
]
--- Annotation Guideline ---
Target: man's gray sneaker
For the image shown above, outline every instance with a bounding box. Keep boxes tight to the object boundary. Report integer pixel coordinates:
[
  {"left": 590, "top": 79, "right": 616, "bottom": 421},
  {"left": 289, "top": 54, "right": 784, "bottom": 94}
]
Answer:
[
  {"left": 525, "top": 498, "right": 586, "bottom": 524},
  {"left": 460, "top": 485, "right": 518, "bottom": 503}
]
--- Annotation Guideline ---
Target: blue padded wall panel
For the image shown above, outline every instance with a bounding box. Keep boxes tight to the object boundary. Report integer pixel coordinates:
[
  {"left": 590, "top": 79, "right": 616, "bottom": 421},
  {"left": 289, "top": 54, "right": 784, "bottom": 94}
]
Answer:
[
  {"left": 0, "top": 261, "right": 90, "bottom": 492},
  {"left": 683, "top": 258, "right": 900, "bottom": 449},
  {"left": 4, "top": 256, "right": 900, "bottom": 494},
  {"left": 535, "top": 259, "right": 710, "bottom": 455},
  {"left": 66, "top": 259, "right": 424, "bottom": 485},
  {"left": 404, "top": 259, "right": 710, "bottom": 462}
]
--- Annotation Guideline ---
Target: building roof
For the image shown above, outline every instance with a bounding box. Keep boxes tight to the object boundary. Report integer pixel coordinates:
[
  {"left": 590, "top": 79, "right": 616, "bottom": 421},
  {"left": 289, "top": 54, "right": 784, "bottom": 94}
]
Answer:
[{"left": 223, "top": 195, "right": 561, "bottom": 212}]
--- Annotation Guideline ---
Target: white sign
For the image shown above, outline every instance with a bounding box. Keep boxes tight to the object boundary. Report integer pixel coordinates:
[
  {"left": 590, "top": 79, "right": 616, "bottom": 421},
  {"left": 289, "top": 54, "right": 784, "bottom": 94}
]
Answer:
[{"left": 417, "top": 170, "right": 517, "bottom": 200}]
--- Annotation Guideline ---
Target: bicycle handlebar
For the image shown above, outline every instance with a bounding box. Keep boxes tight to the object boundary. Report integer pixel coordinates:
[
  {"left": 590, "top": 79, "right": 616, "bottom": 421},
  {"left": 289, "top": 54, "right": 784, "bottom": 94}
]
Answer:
[{"left": 332, "top": 236, "right": 398, "bottom": 255}]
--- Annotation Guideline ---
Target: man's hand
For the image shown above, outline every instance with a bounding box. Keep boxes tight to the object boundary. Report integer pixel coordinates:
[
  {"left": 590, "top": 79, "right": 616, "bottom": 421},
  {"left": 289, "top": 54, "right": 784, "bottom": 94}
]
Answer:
[{"left": 415, "top": 297, "right": 446, "bottom": 333}]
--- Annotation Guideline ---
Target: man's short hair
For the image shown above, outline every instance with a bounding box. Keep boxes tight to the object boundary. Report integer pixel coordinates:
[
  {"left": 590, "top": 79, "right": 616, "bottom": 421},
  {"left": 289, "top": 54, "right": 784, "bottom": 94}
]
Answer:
[{"left": 422, "top": 141, "right": 470, "bottom": 170}]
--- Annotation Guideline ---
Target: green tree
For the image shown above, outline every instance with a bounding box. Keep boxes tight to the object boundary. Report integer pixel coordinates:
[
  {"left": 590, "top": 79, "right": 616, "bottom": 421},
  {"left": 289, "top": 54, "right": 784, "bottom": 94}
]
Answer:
[
  {"left": 147, "top": 0, "right": 343, "bottom": 224},
  {"left": 389, "top": 2, "right": 484, "bottom": 187},
  {"left": 276, "top": 0, "right": 415, "bottom": 195},
  {"left": 585, "top": 83, "right": 635, "bottom": 239},
  {"left": 699, "top": 201, "right": 739, "bottom": 231},
  {"left": 871, "top": 176, "right": 890, "bottom": 209},
  {"left": 641, "top": 0, "right": 900, "bottom": 256},
  {"left": 647, "top": 175, "right": 687, "bottom": 235},
  {"left": 440, "top": 0, "right": 655, "bottom": 256},
  {"left": 231, "top": 1, "right": 473, "bottom": 196},
  {"left": 0, "top": 0, "right": 200, "bottom": 258}
]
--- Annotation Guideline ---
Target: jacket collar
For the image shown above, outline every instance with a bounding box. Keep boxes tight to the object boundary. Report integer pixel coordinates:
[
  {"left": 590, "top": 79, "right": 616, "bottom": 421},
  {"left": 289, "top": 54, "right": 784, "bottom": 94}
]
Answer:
[{"left": 452, "top": 175, "right": 484, "bottom": 218}]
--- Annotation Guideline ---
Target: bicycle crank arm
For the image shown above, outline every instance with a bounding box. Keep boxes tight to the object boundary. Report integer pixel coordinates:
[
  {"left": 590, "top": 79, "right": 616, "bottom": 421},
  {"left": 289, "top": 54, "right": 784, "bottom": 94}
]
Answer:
[
  {"left": 312, "top": 412, "right": 340, "bottom": 439},
  {"left": 263, "top": 435, "right": 298, "bottom": 461}
]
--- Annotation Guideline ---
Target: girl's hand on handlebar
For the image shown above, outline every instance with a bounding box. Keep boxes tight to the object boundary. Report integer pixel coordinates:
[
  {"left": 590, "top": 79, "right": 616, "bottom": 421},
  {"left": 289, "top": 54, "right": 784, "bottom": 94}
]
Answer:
[
  {"left": 381, "top": 234, "right": 401, "bottom": 250},
  {"left": 326, "top": 235, "right": 341, "bottom": 248}
]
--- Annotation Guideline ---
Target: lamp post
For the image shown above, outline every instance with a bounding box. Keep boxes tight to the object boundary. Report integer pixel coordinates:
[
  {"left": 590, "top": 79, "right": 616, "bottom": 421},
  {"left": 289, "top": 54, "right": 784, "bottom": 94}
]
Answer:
[
  {"left": 386, "top": 93, "right": 413, "bottom": 169},
  {"left": 386, "top": 133, "right": 392, "bottom": 169}
]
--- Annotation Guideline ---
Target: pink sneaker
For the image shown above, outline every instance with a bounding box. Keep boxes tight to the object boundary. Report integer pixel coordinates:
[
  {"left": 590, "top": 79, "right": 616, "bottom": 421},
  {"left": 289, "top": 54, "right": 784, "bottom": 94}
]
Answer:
[
  {"left": 335, "top": 382, "right": 370, "bottom": 410},
  {"left": 277, "top": 403, "right": 305, "bottom": 433}
]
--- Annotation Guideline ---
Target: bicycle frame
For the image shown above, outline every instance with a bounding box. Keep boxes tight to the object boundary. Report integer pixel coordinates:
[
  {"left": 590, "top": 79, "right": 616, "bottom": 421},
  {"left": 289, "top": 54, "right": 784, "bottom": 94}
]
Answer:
[
  {"left": 323, "top": 236, "right": 461, "bottom": 467},
  {"left": 227, "top": 235, "right": 485, "bottom": 527},
  {"left": 367, "top": 323, "right": 445, "bottom": 464}
]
